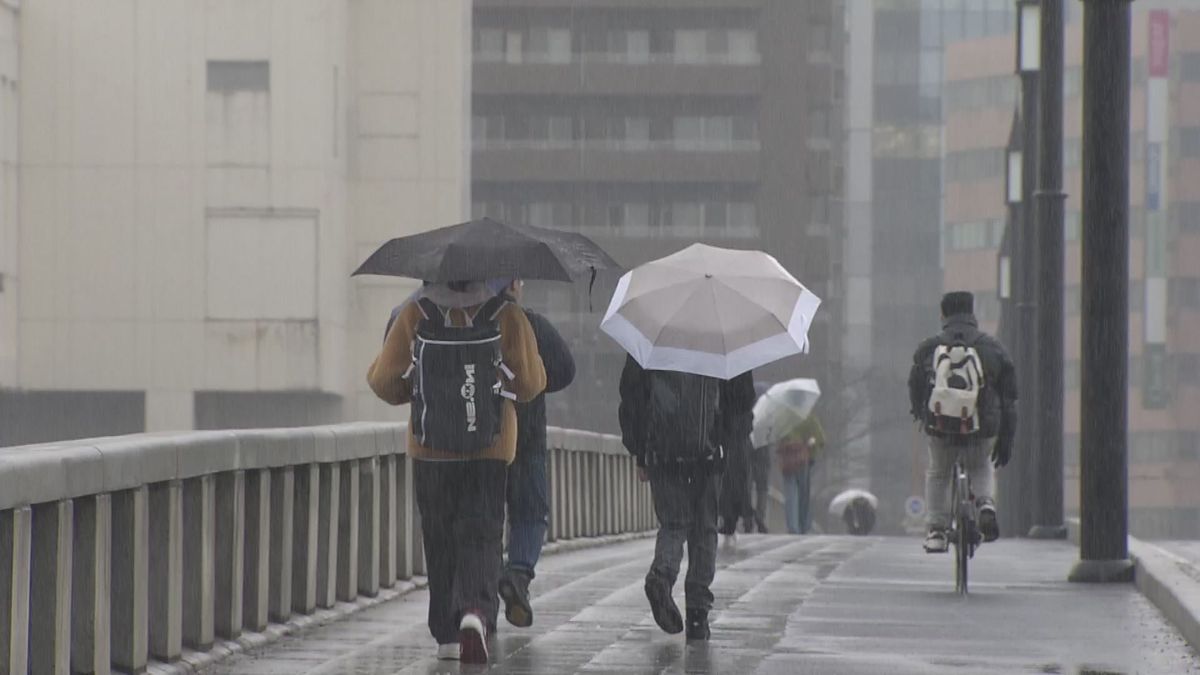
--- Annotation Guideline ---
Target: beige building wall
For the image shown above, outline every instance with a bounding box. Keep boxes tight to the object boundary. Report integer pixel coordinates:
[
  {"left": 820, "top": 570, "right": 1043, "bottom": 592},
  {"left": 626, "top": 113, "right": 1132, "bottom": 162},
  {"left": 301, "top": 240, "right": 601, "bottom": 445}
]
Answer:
[
  {"left": 0, "top": 1, "right": 17, "bottom": 386},
  {"left": 9, "top": 0, "right": 468, "bottom": 433}
]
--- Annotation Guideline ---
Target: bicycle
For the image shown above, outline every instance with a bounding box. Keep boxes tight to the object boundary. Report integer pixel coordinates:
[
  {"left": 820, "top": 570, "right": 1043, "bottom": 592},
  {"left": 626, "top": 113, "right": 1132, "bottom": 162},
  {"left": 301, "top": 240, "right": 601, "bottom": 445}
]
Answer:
[{"left": 947, "top": 447, "right": 982, "bottom": 595}]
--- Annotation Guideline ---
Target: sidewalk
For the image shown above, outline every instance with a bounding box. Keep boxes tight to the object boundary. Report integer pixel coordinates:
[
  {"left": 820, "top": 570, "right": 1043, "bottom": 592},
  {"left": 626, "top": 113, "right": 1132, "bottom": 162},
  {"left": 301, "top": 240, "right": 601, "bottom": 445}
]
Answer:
[{"left": 204, "top": 535, "right": 1197, "bottom": 674}]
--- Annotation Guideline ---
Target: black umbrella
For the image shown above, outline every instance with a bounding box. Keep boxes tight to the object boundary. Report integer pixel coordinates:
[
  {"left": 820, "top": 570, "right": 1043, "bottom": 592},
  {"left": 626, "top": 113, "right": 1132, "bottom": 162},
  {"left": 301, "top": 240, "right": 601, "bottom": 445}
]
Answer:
[{"left": 352, "top": 217, "right": 619, "bottom": 283}]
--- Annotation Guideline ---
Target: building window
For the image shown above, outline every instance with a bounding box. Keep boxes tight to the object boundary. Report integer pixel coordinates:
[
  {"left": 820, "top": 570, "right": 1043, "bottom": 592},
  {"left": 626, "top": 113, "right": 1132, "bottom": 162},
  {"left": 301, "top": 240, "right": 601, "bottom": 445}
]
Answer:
[
  {"left": 1180, "top": 128, "right": 1200, "bottom": 159},
  {"left": 475, "top": 27, "right": 506, "bottom": 62},
  {"left": 1183, "top": 53, "right": 1200, "bottom": 82},
  {"left": 605, "top": 29, "right": 650, "bottom": 63},
  {"left": 528, "top": 27, "right": 572, "bottom": 64},
  {"left": 728, "top": 29, "right": 759, "bottom": 64},
  {"left": 667, "top": 201, "right": 704, "bottom": 236},
  {"left": 207, "top": 61, "right": 269, "bottom": 92},
  {"left": 528, "top": 115, "right": 573, "bottom": 144},
  {"left": 674, "top": 30, "right": 707, "bottom": 63},
  {"left": 529, "top": 202, "right": 573, "bottom": 229},
  {"left": 206, "top": 60, "right": 270, "bottom": 171},
  {"left": 673, "top": 115, "right": 755, "bottom": 150}
]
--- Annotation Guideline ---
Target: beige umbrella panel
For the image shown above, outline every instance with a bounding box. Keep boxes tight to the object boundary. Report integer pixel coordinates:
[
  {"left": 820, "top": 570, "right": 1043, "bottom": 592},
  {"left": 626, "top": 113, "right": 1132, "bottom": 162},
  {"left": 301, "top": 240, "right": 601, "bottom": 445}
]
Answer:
[{"left": 601, "top": 244, "right": 821, "bottom": 380}]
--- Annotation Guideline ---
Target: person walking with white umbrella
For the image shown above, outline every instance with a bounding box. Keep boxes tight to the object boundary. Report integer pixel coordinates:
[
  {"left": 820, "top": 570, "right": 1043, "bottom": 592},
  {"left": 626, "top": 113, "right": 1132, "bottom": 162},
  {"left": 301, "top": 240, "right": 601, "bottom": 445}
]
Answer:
[{"left": 605, "top": 243, "right": 821, "bottom": 643}]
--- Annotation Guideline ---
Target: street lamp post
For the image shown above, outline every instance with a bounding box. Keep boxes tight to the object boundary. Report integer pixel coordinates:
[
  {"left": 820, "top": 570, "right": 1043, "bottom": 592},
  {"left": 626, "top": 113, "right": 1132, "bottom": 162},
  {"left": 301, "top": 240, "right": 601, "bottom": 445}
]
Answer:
[
  {"left": 1013, "top": 0, "right": 1041, "bottom": 537},
  {"left": 998, "top": 113, "right": 1022, "bottom": 538},
  {"left": 1069, "top": 0, "right": 1134, "bottom": 583},
  {"left": 1029, "top": 0, "right": 1067, "bottom": 540}
]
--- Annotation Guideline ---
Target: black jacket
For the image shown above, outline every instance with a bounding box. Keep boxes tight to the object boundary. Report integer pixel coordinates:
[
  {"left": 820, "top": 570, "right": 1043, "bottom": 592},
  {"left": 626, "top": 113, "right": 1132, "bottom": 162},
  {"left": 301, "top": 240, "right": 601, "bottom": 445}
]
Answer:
[
  {"left": 516, "top": 310, "right": 575, "bottom": 458},
  {"left": 618, "top": 355, "right": 756, "bottom": 473},
  {"left": 908, "top": 313, "right": 1018, "bottom": 453}
]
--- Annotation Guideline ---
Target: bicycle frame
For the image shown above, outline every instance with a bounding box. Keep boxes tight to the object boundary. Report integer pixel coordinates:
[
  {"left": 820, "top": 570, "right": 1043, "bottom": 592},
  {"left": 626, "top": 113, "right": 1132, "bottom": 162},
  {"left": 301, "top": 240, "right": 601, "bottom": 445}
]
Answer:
[{"left": 947, "top": 451, "right": 979, "bottom": 595}]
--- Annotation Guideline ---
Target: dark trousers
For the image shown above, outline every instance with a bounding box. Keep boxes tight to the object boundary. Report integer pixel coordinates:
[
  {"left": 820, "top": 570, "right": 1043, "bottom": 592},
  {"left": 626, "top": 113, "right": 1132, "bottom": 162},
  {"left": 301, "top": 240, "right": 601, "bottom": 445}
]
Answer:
[
  {"left": 506, "top": 447, "right": 550, "bottom": 577},
  {"left": 749, "top": 446, "right": 771, "bottom": 531},
  {"left": 719, "top": 443, "right": 751, "bottom": 535},
  {"left": 415, "top": 459, "right": 507, "bottom": 644},
  {"left": 648, "top": 469, "right": 720, "bottom": 612}
]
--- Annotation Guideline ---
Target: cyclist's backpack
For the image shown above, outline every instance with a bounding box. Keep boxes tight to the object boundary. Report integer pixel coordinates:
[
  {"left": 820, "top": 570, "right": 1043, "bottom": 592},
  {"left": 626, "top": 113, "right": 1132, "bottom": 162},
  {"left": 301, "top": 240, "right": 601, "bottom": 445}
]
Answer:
[
  {"left": 644, "top": 369, "right": 722, "bottom": 465},
  {"left": 404, "top": 295, "right": 514, "bottom": 454},
  {"left": 926, "top": 339, "right": 985, "bottom": 435}
]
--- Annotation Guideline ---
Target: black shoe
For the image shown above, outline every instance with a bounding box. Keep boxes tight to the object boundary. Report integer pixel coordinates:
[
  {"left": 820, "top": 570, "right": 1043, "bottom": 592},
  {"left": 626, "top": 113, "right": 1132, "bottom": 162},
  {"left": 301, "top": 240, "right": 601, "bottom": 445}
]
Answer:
[
  {"left": 979, "top": 505, "right": 1000, "bottom": 543},
  {"left": 685, "top": 609, "right": 710, "bottom": 641},
  {"left": 644, "top": 574, "right": 683, "bottom": 635},
  {"left": 498, "top": 569, "right": 533, "bottom": 628}
]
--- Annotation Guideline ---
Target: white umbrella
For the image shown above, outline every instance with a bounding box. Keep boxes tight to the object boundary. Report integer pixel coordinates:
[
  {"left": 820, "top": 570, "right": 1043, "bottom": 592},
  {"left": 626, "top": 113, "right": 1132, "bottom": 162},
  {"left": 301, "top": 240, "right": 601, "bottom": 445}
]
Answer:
[
  {"left": 751, "top": 378, "right": 821, "bottom": 448},
  {"left": 600, "top": 244, "right": 821, "bottom": 380},
  {"left": 828, "top": 489, "right": 879, "bottom": 517}
]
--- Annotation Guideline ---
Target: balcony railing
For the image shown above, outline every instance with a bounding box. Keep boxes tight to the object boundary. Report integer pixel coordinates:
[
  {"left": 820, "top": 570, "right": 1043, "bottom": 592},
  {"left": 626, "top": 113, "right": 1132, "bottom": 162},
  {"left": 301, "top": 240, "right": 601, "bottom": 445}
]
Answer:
[
  {"left": 473, "top": 51, "right": 762, "bottom": 66},
  {"left": 474, "top": 138, "right": 762, "bottom": 152}
]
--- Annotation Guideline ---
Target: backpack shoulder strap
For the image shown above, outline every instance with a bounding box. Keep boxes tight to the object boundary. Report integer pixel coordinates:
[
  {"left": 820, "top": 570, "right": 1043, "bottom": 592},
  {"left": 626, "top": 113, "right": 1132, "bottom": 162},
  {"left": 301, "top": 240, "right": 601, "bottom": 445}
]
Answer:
[
  {"left": 477, "top": 294, "right": 511, "bottom": 325},
  {"left": 415, "top": 298, "right": 440, "bottom": 322}
]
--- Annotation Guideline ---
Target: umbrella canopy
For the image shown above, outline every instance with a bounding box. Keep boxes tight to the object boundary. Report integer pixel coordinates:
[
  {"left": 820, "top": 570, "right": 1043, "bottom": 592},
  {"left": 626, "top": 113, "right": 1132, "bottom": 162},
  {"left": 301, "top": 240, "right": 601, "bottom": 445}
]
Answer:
[
  {"left": 828, "top": 489, "right": 879, "bottom": 517},
  {"left": 751, "top": 378, "right": 822, "bottom": 448},
  {"left": 352, "top": 217, "right": 619, "bottom": 282},
  {"left": 600, "top": 243, "right": 821, "bottom": 380}
]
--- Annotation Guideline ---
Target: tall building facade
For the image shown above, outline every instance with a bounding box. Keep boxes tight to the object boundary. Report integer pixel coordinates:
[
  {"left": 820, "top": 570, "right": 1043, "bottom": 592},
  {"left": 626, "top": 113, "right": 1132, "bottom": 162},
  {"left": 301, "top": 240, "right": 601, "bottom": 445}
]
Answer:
[
  {"left": 942, "top": 8, "right": 1200, "bottom": 538},
  {"left": 471, "top": 0, "right": 846, "bottom": 435},
  {"left": 0, "top": 0, "right": 471, "bottom": 446},
  {"left": 843, "top": 0, "right": 1016, "bottom": 532}
]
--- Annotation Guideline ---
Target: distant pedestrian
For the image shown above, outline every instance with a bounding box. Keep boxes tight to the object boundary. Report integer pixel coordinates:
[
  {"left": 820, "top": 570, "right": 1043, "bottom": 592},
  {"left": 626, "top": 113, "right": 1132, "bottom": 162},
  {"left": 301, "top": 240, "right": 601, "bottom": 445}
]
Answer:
[
  {"left": 368, "top": 280, "right": 546, "bottom": 664},
  {"left": 718, "top": 371, "right": 757, "bottom": 547},
  {"left": 489, "top": 279, "right": 577, "bottom": 630},
  {"left": 908, "top": 291, "right": 1016, "bottom": 554},
  {"left": 619, "top": 356, "right": 755, "bottom": 642},
  {"left": 777, "top": 415, "right": 824, "bottom": 535}
]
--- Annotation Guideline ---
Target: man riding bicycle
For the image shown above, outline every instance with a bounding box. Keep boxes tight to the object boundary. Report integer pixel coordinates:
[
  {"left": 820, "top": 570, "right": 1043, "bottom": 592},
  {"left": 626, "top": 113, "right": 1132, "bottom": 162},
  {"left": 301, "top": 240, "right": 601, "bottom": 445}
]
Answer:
[{"left": 908, "top": 292, "right": 1017, "bottom": 554}]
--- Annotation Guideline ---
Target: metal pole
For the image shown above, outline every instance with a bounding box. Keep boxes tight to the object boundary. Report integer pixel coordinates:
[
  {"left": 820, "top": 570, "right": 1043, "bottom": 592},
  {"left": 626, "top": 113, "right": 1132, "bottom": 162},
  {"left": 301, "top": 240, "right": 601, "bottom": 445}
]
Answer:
[
  {"left": 997, "top": 204, "right": 1020, "bottom": 538},
  {"left": 1014, "top": 10, "right": 1041, "bottom": 538},
  {"left": 1029, "top": 0, "right": 1067, "bottom": 539},
  {"left": 1068, "top": 0, "right": 1133, "bottom": 583}
]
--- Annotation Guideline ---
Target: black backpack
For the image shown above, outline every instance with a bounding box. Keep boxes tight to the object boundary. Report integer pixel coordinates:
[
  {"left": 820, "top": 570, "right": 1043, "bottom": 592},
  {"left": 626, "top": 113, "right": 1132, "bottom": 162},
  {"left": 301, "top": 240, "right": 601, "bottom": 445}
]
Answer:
[
  {"left": 643, "top": 370, "right": 722, "bottom": 465},
  {"left": 404, "top": 295, "right": 513, "bottom": 454}
]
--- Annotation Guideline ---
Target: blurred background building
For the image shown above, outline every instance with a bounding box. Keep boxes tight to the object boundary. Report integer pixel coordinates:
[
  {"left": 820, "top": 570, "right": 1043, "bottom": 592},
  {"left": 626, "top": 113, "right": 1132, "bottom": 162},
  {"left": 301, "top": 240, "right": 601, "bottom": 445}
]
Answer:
[
  {"left": 0, "top": 0, "right": 471, "bottom": 445},
  {"left": 470, "top": 0, "right": 847, "bottom": 434},
  {"left": 843, "top": 0, "right": 1016, "bottom": 532},
  {"left": 941, "top": 6, "right": 1200, "bottom": 539}
]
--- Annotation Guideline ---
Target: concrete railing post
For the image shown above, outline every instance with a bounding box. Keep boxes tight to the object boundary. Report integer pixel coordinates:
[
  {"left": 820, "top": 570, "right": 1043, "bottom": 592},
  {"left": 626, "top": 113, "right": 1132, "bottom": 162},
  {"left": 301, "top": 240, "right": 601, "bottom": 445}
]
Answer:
[
  {"left": 358, "top": 457, "right": 381, "bottom": 597},
  {"left": 148, "top": 481, "right": 182, "bottom": 662},
  {"left": 337, "top": 460, "right": 360, "bottom": 601},
  {"left": 243, "top": 469, "right": 271, "bottom": 632},
  {"left": 72, "top": 494, "right": 111, "bottom": 675},
  {"left": 111, "top": 487, "right": 148, "bottom": 673},
  {"left": 396, "top": 456, "right": 414, "bottom": 580},
  {"left": 566, "top": 451, "right": 577, "bottom": 539},
  {"left": 183, "top": 475, "right": 216, "bottom": 651},
  {"left": 214, "top": 471, "right": 245, "bottom": 640},
  {"left": 547, "top": 448, "right": 559, "bottom": 543},
  {"left": 0, "top": 506, "right": 31, "bottom": 675},
  {"left": 316, "top": 463, "right": 340, "bottom": 609},
  {"left": 379, "top": 455, "right": 397, "bottom": 587},
  {"left": 268, "top": 467, "right": 295, "bottom": 623},
  {"left": 30, "top": 499, "right": 72, "bottom": 674},
  {"left": 292, "top": 463, "right": 320, "bottom": 615}
]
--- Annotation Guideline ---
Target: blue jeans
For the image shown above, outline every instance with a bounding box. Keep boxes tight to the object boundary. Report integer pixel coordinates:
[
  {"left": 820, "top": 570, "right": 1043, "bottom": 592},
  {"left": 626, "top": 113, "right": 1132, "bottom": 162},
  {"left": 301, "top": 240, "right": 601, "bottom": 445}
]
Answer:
[
  {"left": 783, "top": 464, "right": 813, "bottom": 535},
  {"left": 506, "top": 448, "right": 550, "bottom": 577}
]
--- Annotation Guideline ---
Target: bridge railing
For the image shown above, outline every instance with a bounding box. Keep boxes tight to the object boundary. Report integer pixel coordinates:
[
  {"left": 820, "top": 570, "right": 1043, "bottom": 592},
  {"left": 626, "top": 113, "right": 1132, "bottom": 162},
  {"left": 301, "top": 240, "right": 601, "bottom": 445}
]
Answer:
[{"left": 0, "top": 423, "right": 651, "bottom": 674}]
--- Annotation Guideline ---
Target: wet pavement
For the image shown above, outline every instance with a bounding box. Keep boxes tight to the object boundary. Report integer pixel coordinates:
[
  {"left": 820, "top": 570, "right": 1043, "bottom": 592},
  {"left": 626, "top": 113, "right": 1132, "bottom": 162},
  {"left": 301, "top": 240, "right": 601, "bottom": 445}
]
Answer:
[{"left": 207, "top": 535, "right": 1199, "bottom": 674}]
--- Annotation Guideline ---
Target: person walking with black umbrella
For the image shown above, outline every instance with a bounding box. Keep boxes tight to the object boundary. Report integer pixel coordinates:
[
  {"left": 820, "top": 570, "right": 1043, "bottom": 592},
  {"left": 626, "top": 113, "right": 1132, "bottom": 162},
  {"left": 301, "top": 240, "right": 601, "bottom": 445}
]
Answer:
[
  {"left": 488, "top": 278, "right": 577, "bottom": 630},
  {"left": 368, "top": 279, "right": 546, "bottom": 664}
]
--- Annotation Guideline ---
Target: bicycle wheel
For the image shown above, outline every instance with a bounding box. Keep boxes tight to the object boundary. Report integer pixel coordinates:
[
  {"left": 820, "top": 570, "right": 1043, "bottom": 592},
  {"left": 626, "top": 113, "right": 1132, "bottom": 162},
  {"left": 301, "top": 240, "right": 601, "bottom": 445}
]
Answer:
[{"left": 955, "top": 511, "right": 970, "bottom": 595}]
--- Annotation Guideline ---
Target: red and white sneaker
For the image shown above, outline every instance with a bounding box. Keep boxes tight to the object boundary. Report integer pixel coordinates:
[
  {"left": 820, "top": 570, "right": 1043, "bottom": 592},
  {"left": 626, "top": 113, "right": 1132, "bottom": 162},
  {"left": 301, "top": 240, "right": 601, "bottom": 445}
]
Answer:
[{"left": 458, "top": 611, "right": 489, "bottom": 664}]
